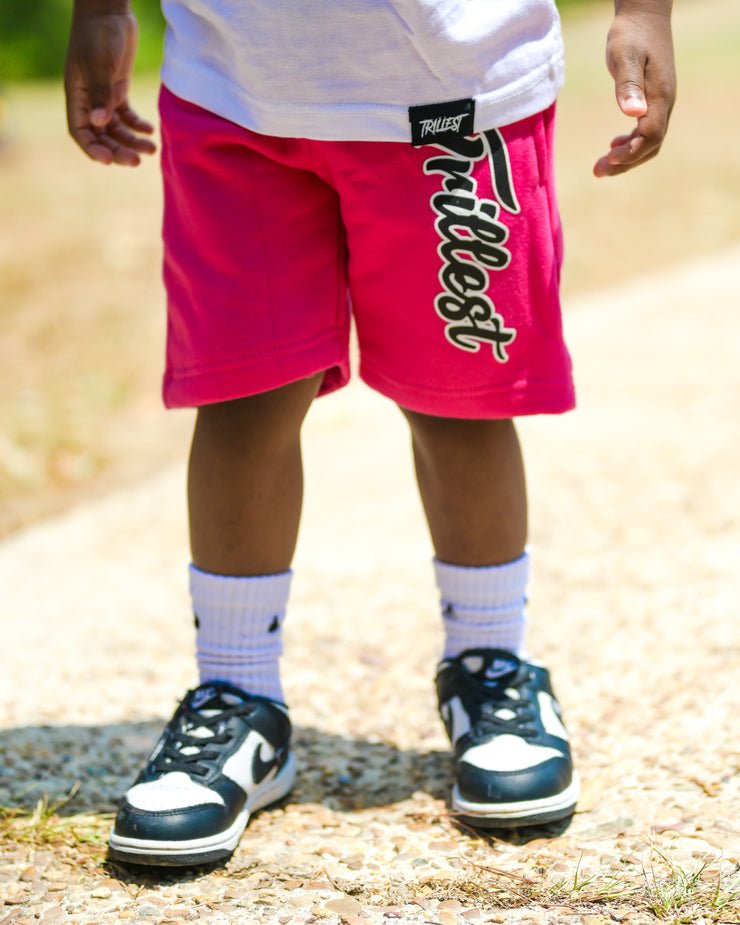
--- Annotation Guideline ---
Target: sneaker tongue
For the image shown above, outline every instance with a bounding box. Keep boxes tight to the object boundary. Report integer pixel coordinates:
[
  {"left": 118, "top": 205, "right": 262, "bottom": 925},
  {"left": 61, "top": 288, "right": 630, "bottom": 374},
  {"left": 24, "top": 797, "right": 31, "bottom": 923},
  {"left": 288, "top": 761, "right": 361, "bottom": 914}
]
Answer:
[{"left": 462, "top": 651, "right": 520, "bottom": 685}]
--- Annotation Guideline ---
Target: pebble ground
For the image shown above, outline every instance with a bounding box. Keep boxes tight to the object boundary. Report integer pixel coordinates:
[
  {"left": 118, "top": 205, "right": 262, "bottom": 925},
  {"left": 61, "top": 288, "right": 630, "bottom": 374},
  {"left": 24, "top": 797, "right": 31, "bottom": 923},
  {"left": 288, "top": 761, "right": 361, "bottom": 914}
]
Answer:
[{"left": 2, "top": 248, "right": 740, "bottom": 923}]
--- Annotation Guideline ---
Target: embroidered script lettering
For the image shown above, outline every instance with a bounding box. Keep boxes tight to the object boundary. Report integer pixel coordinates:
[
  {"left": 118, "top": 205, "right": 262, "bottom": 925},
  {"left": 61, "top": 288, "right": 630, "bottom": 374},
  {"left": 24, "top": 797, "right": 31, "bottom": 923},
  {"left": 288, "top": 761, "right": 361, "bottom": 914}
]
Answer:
[{"left": 424, "top": 130, "right": 519, "bottom": 359}]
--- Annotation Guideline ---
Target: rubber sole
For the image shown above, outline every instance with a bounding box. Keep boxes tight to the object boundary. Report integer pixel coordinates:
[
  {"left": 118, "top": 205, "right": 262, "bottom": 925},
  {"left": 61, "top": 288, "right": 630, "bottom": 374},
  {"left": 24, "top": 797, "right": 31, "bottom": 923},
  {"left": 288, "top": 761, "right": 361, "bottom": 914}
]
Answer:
[{"left": 452, "top": 772, "right": 580, "bottom": 829}]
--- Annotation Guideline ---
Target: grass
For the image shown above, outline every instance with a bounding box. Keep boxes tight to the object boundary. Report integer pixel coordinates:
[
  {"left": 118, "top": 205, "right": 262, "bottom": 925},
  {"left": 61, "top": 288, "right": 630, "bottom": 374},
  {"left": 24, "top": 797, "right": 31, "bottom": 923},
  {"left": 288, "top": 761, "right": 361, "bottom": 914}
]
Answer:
[
  {"left": 0, "top": 783, "right": 112, "bottom": 862},
  {"left": 1, "top": 0, "right": 739, "bottom": 541},
  {"left": 641, "top": 844, "right": 740, "bottom": 923},
  {"left": 2, "top": 796, "right": 740, "bottom": 925},
  {"left": 0, "top": 79, "right": 191, "bottom": 537},
  {"left": 4, "top": 797, "right": 740, "bottom": 925},
  {"left": 298, "top": 839, "right": 740, "bottom": 923},
  {"left": 1, "top": 11, "right": 740, "bottom": 910}
]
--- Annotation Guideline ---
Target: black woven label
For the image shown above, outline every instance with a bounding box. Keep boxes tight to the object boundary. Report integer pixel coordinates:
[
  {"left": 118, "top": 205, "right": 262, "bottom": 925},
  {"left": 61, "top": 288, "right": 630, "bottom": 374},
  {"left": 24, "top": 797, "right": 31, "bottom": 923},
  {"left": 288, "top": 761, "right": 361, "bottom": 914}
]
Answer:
[{"left": 408, "top": 98, "right": 475, "bottom": 147}]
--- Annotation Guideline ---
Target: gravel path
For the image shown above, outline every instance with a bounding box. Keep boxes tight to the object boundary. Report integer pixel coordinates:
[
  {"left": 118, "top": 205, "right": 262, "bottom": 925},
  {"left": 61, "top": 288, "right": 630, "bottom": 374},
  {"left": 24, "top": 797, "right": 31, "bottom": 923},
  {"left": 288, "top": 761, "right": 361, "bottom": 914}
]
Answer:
[{"left": 2, "top": 247, "right": 740, "bottom": 924}]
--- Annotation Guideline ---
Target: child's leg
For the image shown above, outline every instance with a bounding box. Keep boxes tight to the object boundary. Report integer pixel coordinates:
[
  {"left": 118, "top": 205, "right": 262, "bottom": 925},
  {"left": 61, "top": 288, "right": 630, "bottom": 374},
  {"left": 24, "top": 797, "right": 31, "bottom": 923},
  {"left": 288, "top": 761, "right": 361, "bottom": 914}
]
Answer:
[
  {"left": 402, "top": 412, "right": 526, "bottom": 568},
  {"left": 187, "top": 375, "right": 322, "bottom": 703},
  {"left": 109, "top": 377, "right": 319, "bottom": 867},
  {"left": 111, "top": 93, "right": 353, "bottom": 866},
  {"left": 321, "top": 107, "right": 576, "bottom": 828},
  {"left": 403, "top": 408, "right": 578, "bottom": 827},
  {"left": 403, "top": 409, "right": 530, "bottom": 658},
  {"left": 188, "top": 375, "right": 323, "bottom": 578}
]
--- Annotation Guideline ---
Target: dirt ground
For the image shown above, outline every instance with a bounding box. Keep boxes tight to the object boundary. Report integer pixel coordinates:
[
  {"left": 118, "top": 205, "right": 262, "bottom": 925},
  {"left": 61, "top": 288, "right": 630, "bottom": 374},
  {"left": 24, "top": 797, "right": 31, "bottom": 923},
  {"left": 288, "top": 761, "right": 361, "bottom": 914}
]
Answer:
[
  {"left": 1, "top": 2, "right": 740, "bottom": 921},
  {"left": 1, "top": 245, "right": 739, "bottom": 923}
]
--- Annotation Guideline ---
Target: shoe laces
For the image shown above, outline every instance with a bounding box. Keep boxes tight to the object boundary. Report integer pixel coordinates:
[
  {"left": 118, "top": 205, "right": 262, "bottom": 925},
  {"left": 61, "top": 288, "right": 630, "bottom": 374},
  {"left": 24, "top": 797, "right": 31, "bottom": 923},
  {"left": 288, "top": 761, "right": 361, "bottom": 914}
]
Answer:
[
  {"left": 469, "top": 667, "right": 538, "bottom": 740},
  {"left": 152, "top": 696, "right": 256, "bottom": 778}
]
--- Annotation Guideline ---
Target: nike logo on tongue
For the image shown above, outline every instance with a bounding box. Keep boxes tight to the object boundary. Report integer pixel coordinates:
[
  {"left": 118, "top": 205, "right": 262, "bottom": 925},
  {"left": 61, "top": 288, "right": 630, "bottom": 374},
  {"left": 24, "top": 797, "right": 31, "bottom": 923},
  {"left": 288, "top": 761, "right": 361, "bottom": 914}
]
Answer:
[
  {"left": 484, "top": 658, "right": 518, "bottom": 681},
  {"left": 190, "top": 686, "right": 219, "bottom": 709}
]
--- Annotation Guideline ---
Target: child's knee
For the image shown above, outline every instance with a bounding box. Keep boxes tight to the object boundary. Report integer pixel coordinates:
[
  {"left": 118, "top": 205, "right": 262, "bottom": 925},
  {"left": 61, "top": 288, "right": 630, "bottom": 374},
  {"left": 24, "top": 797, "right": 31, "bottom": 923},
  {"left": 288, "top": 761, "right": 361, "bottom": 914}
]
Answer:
[
  {"left": 195, "top": 375, "right": 323, "bottom": 450},
  {"left": 402, "top": 407, "right": 515, "bottom": 452}
]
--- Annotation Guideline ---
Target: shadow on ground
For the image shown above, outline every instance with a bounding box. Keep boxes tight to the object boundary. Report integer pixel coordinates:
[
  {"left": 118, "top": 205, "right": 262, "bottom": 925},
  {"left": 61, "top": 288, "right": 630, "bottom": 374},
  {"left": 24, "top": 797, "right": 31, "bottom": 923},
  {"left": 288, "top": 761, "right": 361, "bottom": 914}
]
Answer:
[
  {"left": 0, "top": 718, "right": 576, "bottom": 877},
  {"left": 0, "top": 720, "right": 452, "bottom": 816}
]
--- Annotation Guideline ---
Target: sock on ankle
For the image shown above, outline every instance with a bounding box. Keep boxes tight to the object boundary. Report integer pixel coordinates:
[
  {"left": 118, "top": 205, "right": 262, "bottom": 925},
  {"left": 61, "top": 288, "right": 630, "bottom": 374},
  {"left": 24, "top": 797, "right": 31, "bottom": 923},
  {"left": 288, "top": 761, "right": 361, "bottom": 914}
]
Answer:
[
  {"left": 435, "top": 551, "right": 530, "bottom": 660},
  {"left": 190, "top": 564, "right": 291, "bottom": 704}
]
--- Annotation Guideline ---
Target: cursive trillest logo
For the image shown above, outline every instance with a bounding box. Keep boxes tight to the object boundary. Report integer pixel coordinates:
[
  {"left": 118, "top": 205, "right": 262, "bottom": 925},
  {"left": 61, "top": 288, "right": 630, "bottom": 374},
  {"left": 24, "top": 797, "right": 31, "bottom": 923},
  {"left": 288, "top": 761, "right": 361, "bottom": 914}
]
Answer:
[{"left": 424, "top": 128, "right": 520, "bottom": 359}]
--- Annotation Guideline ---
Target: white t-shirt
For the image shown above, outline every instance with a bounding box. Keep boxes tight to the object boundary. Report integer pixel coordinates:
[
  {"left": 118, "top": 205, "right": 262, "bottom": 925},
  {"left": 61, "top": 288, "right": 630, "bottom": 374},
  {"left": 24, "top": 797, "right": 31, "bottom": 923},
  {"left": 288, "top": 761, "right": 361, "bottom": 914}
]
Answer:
[{"left": 160, "top": 0, "right": 564, "bottom": 142}]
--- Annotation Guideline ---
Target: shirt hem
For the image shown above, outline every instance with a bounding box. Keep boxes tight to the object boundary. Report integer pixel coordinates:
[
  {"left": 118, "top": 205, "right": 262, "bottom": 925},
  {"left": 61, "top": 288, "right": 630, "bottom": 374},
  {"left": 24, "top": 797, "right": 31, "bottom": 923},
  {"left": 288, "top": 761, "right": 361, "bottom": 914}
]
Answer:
[{"left": 160, "top": 48, "right": 564, "bottom": 142}]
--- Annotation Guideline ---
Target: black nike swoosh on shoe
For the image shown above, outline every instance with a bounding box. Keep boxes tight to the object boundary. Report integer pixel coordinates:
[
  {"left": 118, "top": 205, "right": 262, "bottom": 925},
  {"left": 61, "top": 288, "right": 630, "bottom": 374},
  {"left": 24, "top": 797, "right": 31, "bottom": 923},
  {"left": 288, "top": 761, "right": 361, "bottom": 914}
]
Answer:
[{"left": 252, "top": 741, "right": 284, "bottom": 784}]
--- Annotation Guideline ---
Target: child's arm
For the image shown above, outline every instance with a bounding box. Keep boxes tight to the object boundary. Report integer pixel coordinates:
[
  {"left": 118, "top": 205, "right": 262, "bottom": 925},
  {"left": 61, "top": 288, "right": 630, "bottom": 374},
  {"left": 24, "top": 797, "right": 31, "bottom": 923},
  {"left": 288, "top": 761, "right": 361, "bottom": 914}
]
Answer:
[
  {"left": 593, "top": 0, "right": 676, "bottom": 177},
  {"left": 65, "top": 0, "right": 156, "bottom": 166}
]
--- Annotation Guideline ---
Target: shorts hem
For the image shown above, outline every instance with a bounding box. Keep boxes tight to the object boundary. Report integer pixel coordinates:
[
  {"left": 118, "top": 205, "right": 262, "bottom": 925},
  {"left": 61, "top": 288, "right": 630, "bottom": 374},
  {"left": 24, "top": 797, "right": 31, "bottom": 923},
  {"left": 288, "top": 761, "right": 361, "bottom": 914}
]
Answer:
[
  {"left": 359, "top": 363, "right": 576, "bottom": 419},
  {"left": 163, "top": 334, "right": 349, "bottom": 408}
]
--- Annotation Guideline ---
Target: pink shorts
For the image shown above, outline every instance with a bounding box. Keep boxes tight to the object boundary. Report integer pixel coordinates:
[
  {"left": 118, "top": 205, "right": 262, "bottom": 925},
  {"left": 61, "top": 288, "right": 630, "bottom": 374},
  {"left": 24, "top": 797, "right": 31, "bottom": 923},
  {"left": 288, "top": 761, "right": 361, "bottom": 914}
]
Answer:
[{"left": 160, "top": 87, "right": 574, "bottom": 418}]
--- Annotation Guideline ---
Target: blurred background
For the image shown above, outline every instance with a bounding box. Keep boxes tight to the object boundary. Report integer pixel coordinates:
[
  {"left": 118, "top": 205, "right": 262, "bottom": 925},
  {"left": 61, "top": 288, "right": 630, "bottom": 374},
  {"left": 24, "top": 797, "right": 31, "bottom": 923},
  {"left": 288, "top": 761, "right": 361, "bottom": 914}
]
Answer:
[{"left": 0, "top": 0, "right": 739, "bottom": 539}]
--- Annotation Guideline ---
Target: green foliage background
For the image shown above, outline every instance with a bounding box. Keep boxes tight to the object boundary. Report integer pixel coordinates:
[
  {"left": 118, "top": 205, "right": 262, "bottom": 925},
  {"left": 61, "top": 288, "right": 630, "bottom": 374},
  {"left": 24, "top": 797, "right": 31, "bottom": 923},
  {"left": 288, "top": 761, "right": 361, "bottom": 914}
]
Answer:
[
  {"left": 0, "top": 0, "right": 593, "bottom": 81},
  {"left": 0, "top": 0, "right": 166, "bottom": 80}
]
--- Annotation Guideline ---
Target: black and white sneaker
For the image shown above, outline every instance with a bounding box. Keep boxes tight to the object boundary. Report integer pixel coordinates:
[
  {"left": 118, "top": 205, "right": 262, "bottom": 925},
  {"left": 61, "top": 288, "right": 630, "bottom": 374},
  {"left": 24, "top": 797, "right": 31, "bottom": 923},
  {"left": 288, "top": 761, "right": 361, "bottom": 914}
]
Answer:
[
  {"left": 436, "top": 648, "right": 579, "bottom": 828},
  {"left": 108, "top": 682, "right": 295, "bottom": 866}
]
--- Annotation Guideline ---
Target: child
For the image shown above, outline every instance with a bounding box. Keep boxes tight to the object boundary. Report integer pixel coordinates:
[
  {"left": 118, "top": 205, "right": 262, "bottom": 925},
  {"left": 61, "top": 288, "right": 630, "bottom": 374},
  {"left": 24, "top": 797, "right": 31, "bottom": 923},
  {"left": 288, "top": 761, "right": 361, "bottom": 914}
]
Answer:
[{"left": 65, "top": 0, "right": 675, "bottom": 866}]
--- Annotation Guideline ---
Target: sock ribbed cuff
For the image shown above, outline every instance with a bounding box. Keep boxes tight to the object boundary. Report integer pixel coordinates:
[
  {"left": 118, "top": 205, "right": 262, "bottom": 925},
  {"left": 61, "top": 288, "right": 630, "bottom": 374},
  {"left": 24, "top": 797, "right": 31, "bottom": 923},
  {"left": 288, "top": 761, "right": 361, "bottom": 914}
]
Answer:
[
  {"left": 189, "top": 565, "right": 292, "bottom": 608},
  {"left": 190, "top": 565, "right": 292, "bottom": 703},
  {"left": 434, "top": 552, "right": 530, "bottom": 608},
  {"left": 435, "top": 552, "right": 530, "bottom": 660}
]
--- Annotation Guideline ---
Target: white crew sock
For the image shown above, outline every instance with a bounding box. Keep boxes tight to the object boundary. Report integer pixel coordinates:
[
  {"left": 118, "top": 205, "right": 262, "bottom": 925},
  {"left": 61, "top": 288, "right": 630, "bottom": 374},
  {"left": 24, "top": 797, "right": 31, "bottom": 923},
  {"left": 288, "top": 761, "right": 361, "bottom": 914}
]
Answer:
[
  {"left": 190, "top": 564, "right": 292, "bottom": 704},
  {"left": 435, "top": 551, "right": 530, "bottom": 660}
]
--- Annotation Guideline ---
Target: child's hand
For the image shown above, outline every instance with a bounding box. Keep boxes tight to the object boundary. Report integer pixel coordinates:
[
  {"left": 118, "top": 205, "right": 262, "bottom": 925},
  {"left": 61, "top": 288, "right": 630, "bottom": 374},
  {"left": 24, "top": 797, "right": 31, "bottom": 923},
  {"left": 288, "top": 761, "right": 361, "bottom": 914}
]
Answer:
[
  {"left": 65, "top": 10, "right": 156, "bottom": 166},
  {"left": 593, "top": 2, "right": 676, "bottom": 177}
]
